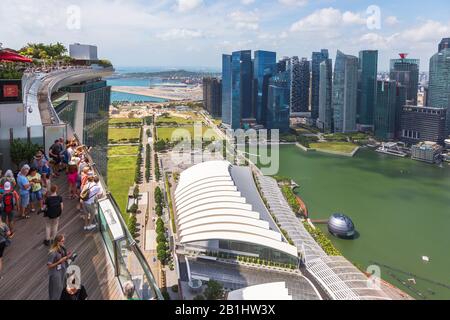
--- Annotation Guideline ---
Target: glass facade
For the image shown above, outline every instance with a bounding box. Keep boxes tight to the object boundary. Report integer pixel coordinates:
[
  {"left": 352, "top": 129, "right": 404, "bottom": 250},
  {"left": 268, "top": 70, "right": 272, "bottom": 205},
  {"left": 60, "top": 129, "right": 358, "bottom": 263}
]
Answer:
[
  {"left": 267, "top": 71, "right": 290, "bottom": 133},
  {"left": 290, "top": 57, "right": 310, "bottom": 113},
  {"left": 390, "top": 58, "right": 420, "bottom": 105},
  {"left": 55, "top": 101, "right": 77, "bottom": 130},
  {"left": 374, "top": 81, "right": 397, "bottom": 140},
  {"left": 311, "top": 49, "right": 329, "bottom": 120},
  {"left": 254, "top": 51, "right": 276, "bottom": 124},
  {"left": 318, "top": 59, "right": 333, "bottom": 132},
  {"left": 358, "top": 50, "right": 378, "bottom": 127},
  {"left": 221, "top": 54, "right": 232, "bottom": 126},
  {"left": 231, "top": 50, "right": 253, "bottom": 129},
  {"left": 332, "top": 50, "right": 358, "bottom": 133}
]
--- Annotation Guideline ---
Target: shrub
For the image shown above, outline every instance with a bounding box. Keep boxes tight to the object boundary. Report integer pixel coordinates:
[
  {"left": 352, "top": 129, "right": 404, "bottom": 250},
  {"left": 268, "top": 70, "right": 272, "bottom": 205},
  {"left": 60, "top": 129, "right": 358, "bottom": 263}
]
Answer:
[
  {"left": 128, "top": 204, "right": 138, "bottom": 214},
  {"left": 204, "top": 280, "right": 224, "bottom": 300},
  {"left": 193, "top": 295, "right": 205, "bottom": 301},
  {"left": 127, "top": 214, "right": 137, "bottom": 238}
]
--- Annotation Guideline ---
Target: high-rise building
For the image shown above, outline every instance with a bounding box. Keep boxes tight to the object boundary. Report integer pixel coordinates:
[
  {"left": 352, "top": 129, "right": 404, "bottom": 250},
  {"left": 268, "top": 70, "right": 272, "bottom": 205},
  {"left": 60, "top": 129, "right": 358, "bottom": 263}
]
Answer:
[
  {"left": 290, "top": 57, "right": 310, "bottom": 113},
  {"left": 428, "top": 48, "right": 450, "bottom": 135},
  {"left": 311, "top": 49, "right": 329, "bottom": 120},
  {"left": 400, "top": 105, "right": 447, "bottom": 145},
  {"left": 439, "top": 38, "right": 450, "bottom": 52},
  {"left": 332, "top": 50, "right": 359, "bottom": 133},
  {"left": 358, "top": 50, "right": 378, "bottom": 130},
  {"left": 277, "top": 57, "right": 290, "bottom": 73},
  {"left": 317, "top": 58, "right": 333, "bottom": 132},
  {"left": 231, "top": 50, "right": 253, "bottom": 129},
  {"left": 374, "top": 80, "right": 397, "bottom": 140},
  {"left": 254, "top": 51, "right": 276, "bottom": 124},
  {"left": 390, "top": 54, "right": 420, "bottom": 105},
  {"left": 203, "top": 77, "right": 222, "bottom": 118},
  {"left": 266, "top": 71, "right": 291, "bottom": 133},
  {"left": 221, "top": 54, "right": 232, "bottom": 126},
  {"left": 395, "top": 85, "right": 407, "bottom": 138}
]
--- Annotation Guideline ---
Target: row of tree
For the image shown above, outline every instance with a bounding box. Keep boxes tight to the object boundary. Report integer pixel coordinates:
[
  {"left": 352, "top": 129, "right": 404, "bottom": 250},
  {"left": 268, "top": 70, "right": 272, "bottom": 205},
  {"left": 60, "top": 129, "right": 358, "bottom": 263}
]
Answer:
[
  {"left": 155, "top": 186, "right": 169, "bottom": 263},
  {"left": 145, "top": 144, "right": 152, "bottom": 183}
]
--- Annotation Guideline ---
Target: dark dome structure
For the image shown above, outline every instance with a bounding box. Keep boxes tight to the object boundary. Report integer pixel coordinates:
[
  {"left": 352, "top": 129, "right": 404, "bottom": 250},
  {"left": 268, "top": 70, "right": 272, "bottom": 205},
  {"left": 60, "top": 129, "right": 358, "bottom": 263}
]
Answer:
[{"left": 328, "top": 213, "right": 355, "bottom": 238}]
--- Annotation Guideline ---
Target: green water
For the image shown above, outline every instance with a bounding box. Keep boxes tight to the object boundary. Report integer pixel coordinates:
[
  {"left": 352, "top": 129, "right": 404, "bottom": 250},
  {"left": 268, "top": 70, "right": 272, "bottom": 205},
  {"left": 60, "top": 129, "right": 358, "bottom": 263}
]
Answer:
[{"left": 261, "top": 145, "right": 450, "bottom": 300}]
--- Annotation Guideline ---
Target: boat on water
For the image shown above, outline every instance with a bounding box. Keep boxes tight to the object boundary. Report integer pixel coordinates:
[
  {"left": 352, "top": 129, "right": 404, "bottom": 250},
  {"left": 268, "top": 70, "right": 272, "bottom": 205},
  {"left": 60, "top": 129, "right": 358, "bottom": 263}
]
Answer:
[{"left": 376, "top": 142, "right": 408, "bottom": 158}]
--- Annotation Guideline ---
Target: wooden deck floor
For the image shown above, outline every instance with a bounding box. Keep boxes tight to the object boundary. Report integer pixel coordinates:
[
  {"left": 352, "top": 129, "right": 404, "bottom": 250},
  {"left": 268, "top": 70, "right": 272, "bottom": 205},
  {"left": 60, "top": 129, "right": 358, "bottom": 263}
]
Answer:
[{"left": 0, "top": 176, "right": 123, "bottom": 300}]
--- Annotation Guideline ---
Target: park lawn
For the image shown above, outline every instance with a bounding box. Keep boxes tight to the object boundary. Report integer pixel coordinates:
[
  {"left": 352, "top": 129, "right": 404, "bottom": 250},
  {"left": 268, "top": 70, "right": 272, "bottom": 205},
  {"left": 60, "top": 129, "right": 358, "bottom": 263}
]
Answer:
[
  {"left": 109, "top": 118, "right": 142, "bottom": 125},
  {"left": 157, "top": 126, "right": 219, "bottom": 142},
  {"left": 108, "top": 146, "right": 139, "bottom": 156},
  {"left": 310, "top": 142, "right": 358, "bottom": 154},
  {"left": 107, "top": 156, "right": 136, "bottom": 218},
  {"left": 108, "top": 128, "right": 141, "bottom": 142},
  {"left": 156, "top": 116, "right": 196, "bottom": 125}
]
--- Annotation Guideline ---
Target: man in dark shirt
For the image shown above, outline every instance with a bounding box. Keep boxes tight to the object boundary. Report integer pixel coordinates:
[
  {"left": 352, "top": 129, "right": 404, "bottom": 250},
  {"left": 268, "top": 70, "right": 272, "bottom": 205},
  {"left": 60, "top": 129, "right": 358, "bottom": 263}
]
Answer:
[{"left": 49, "top": 140, "right": 62, "bottom": 173}]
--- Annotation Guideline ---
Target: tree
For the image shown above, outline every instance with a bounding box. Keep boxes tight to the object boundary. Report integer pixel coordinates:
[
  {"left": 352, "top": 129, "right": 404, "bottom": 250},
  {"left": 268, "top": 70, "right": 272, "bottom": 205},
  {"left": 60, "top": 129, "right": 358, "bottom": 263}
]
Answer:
[
  {"left": 128, "top": 214, "right": 137, "bottom": 238},
  {"left": 157, "top": 233, "right": 167, "bottom": 243},
  {"left": 133, "top": 185, "right": 140, "bottom": 199},
  {"left": 128, "top": 204, "right": 138, "bottom": 214},
  {"left": 193, "top": 295, "right": 205, "bottom": 301},
  {"left": 204, "top": 280, "right": 224, "bottom": 300},
  {"left": 10, "top": 139, "right": 42, "bottom": 169},
  {"left": 156, "top": 204, "right": 163, "bottom": 217}
]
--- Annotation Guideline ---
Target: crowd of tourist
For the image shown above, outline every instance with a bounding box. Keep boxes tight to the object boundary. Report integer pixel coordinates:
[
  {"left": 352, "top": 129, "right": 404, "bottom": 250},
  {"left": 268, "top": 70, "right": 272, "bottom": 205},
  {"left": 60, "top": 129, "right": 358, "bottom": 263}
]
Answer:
[{"left": 0, "top": 137, "right": 104, "bottom": 300}]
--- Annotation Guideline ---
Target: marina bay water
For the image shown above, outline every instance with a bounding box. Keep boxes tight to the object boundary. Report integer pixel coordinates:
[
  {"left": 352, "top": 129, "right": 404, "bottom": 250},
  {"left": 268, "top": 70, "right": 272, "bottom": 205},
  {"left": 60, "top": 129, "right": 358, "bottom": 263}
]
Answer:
[
  {"left": 258, "top": 144, "right": 450, "bottom": 300},
  {"left": 107, "top": 77, "right": 167, "bottom": 102}
]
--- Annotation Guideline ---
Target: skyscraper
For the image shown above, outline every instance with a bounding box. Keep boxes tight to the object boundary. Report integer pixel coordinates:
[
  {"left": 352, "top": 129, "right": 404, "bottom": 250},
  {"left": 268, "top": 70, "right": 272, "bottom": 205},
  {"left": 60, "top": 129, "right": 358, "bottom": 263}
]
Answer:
[
  {"left": 428, "top": 48, "right": 450, "bottom": 135},
  {"left": 311, "top": 49, "right": 329, "bottom": 120},
  {"left": 390, "top": 54, "right": 420, "bottom": 105},
  {"left": 439, "top": 38, "right": 450, "bottom": 52},
  {"left": 266, "top": 71, "right": 291, "bottom": 133},
  {"left": 317, "top": 58, "right": 333, "bottom": 132},
  {"left": 231, "top": 50, "right": 253, "bottom": 129},
  {"left": 400, "top": 106, "right": 447, "bottom": 145},
  {"left": 277, "top": 57, "right": 290, "bottom": 73},
  {"left": 254, "top": 51, "right": 276, "bottom": 124},
  {"left": 374, "top": 80, "right": 397, "bottom": 140},
  {"left": 203, "top": 77, "right": 222, "bottom": 118},
  {"left": 358, "top": 50, "right": 378, "bottom": 130},
  {"left": 221, "top": 54, "right": 232, "bottom": 127},
  {"left": 290, "top": 57, "right": 310, "bottom": 113},
  {"left": 332, "top": 50, "right": 359, "bottom": 133}
]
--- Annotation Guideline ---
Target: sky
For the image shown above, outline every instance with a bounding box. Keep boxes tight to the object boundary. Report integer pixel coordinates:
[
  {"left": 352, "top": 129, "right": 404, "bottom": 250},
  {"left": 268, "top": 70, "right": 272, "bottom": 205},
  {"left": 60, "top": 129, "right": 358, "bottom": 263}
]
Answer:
[{"left": 1, "top": 0, "right": 449, "bottom": 71}]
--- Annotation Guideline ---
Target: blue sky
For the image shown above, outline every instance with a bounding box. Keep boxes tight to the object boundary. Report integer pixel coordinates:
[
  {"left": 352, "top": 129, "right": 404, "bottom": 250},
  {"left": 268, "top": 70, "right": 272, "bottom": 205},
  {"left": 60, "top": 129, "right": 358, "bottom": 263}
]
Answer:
[{"left": 1, "top": 0, "right": 449, "bottom": 71}]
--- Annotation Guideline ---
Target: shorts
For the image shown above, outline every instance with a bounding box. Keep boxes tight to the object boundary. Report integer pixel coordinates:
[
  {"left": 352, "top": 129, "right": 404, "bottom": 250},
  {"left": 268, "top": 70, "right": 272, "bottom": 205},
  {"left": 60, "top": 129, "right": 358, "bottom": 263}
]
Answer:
[
  {"left": 51, "top": 156, "right": 61, "bottom": 165},
  {"left": 20, "top": 193, "right": 30, "bottom": 207},
  {"left": 1, "top": 210, "right": 16, "bottom": 222},
  {"left": 30, "top": 190, "right": 43, "bottom": 202},
  {"left": 0, "top": 242, "right": 5, "bottom": 258}
]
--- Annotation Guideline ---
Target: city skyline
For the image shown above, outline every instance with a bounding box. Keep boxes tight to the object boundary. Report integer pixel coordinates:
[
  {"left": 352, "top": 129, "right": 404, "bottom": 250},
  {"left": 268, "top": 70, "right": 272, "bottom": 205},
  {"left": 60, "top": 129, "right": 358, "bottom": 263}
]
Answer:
[{"left": 1, "top": 0, "right": 449, "bottom": 71}]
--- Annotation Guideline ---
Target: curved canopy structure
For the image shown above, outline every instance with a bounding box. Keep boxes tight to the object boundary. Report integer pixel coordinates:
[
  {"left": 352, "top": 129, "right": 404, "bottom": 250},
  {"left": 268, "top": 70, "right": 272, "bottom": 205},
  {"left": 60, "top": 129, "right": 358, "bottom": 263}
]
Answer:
[{"left": 175, "top": 161, "right": 298, "bottom": 260}]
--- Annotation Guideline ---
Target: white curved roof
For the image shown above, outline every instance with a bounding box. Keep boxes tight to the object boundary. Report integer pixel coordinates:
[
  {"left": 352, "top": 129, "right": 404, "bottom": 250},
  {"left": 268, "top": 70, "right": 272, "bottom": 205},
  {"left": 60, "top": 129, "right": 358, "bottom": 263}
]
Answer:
[
  {"left": 175, "top": 161, "right": 298, "bottom": 259},
  {"left": 227, "top": 282, "right": 293, "bottom": 300}
]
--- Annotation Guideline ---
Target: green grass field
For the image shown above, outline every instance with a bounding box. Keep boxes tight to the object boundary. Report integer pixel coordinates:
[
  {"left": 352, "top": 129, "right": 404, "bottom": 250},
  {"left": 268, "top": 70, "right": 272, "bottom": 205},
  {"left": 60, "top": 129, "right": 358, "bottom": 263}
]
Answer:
[
  {"left": 156, "top": 126, "right": 219, "bottom": 141},
  {"left": 156, "top": 116, "right": 197, "bottom": 125},
  {"left": 107, "top": 156, "right": 136, "bottom": 217},
  {"left": 108, "top": 128, "right": 141, "bottom": 142},
  {"left": 108, "top": 146, "right": 139, "bottom": 156},
  {"left": 109, "top": 118, "right": 143, "bottom": 125},
  {"left": 309, "top": 142, "right": 358, "bottom": 154}
]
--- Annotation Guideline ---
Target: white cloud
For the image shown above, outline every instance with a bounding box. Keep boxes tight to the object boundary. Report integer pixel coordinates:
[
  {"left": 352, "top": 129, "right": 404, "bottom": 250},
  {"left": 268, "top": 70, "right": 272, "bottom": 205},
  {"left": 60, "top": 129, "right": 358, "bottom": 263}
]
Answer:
[
  {"left": 278, "top": 0, "right": 308, "bottom": 6},
  {"left": 241, "top": 0, "right": 255, "bottom": 5},
  {"left": 229, "top": 10, "right": 260, "bottom": 30},
  {"left": 176, "top": 0, "right": 203, "bottom": 12},
  {"left": 385, "top": 16, "right": 399, "bottom": 26},
  {"left": 156, "top": 28, "right": 204, "bottom": 40},
  {"left": 402, "top": 20, "right": 450, "bottom": 42}
]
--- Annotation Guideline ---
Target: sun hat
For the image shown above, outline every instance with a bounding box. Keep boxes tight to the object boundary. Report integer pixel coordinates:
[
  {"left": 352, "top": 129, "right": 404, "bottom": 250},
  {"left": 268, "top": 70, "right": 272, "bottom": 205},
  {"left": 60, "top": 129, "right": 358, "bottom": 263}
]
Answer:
[
  {"left": 4, "top": 182, "right": 12, "bottom": 192},
  {"left": 22, "top": 164, "right": 30, "bottom": 171},
  {"left": 5, "top": 170, "right": 13, "bottom": 178}
]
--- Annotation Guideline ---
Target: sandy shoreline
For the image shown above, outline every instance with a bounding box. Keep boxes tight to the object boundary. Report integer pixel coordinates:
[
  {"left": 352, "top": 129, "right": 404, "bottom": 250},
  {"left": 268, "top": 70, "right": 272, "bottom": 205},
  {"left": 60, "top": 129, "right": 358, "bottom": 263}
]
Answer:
[{"left": 112, "top": 86, "right": 202, "bottom": 101}]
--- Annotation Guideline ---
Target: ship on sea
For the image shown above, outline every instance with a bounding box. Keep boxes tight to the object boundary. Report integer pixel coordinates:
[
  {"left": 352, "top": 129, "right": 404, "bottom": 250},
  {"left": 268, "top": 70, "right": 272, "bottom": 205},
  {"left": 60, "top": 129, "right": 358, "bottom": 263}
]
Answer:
[{"left": 376, "top": 142, "right": 409, "bottom": 158}]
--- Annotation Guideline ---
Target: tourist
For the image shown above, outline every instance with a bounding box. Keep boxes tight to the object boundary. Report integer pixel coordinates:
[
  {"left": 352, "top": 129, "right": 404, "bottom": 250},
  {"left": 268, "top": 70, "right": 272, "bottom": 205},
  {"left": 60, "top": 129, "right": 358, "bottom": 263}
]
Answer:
[
  {"left": 81, "top": 173, "right": 101, "bottom": 231},
  {"left": 60, "top": 272, "right": 88, "bottom": 300},
  {"left": 41, "top": 172, "right": 51, "bottom": 200},
  {"left": 0, "top": 220, "right": 11, "bottom": 281},
  {"left": 77, "top": 167, "right": 90, "bottom": 214},
  {"left": 43, "top": 185, "right": 63, "bottom": 246},
  {"left": 47, "top": 234, "right": 72, "bottom": 300},
  {"left": 66, "top": 162, "right": 78, "bottom": 200},
  {"left": 49, "top": 140, "right": 62, "bottom": 176},
  {"left": 0, "top": 170, "right": 16, "bottom": 189},
  {"left": 1, "top": 182, "right": 18, "bottom": 237},
  {"left": 28, "top": 167, "right": 44, "bottom": 213},
  {"left": 17, "top": 165, "right": 31, "bottom": 219},
  {"left": 123, "top": 281, "right": 137, "bottom": 300},
  {"left": 32, "top": 151, "right": 51, "bottom": 178}
]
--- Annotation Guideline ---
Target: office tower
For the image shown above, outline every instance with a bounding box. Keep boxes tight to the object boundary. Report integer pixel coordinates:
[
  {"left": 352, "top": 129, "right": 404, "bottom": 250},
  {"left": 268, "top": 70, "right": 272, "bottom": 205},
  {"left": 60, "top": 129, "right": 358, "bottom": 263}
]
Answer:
[
  {"left": 332, "top": 50, "right": 359, "bottom": 133},
  {"left": 311, "top": 49, "right": 329, "bottom": 120},
  {"left": 358, "top": 50, "right": 378, "bottom": 130},
  {"left": 221, "top": 54, "right": 232, "bottom": 126},
  {"left": 266, "top": 71, "right": 291, "bottom": 133},
  {"left": 277, "top": 57, "right": 290, "bottom": 73},
  {"left": 439, "top": 38, "right": 450, "bottom": 52},
  {"left": 254, "top": 51, "right": 276, "bottom": 124},
  {"left": 230, "top": 50, "right": 253, "bottom": 129},
  {"left": 428, "top": 48, "right": 450, "bottom": 135},
  {"left": 59, "top": 79, "right": 111, "bottom": 180},
  {"left": 203, "top": 77, "right": 222, "bottom": 118},
  {"left": 400, "top": 106, "right": 447, "bottom": 145},
  {"left": 390, "top": 54, "right": 420, "bottom": 105},
  {"left": 374, "top": 80, "right": 397, "bottom": 140},
  {"left": 317, "top": 58, "right": 333, "bottom": 132},
  {"left": 395, "top": 85, "right": 407, "bottom": 138},
  {"left": 290, "top": 57, "right": 310, "bottom": 113}
]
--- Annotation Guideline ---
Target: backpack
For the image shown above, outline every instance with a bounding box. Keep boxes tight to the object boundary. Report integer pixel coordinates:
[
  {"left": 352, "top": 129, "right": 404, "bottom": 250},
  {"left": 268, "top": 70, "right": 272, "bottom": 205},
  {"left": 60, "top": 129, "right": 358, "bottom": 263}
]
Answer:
[
  {"left": 1, "top": 192, "right": 15, "bottom": 214},
  {"left": 80, "top": 184, "right": 94, "bottom": 202}
]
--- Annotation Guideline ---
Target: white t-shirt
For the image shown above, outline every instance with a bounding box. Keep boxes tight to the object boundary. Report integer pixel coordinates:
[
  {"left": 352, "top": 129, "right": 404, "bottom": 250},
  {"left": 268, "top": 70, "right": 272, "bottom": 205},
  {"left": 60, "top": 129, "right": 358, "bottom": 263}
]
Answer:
[{"left": 83, "top": 182, "right": 101, "bottom": 205}]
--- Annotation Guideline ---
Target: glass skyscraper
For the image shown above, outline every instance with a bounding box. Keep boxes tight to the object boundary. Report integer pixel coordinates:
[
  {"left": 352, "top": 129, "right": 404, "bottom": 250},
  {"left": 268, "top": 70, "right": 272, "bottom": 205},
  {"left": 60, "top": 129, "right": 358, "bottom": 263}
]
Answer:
[
  {"left": 317, "top": 58, "right": 333, "bottom": 133},
  {"left": 358, "top": 50, "right": 378, "bottom": 129},
  {"left": 254, "top": 51, "right": 276, "bottom": 124},
  {"left": 332, "top": 50, "right": 358, "bottom": 133},
  {"left": 221, "top": 54, "right": 232, "bottom": 127},
  {"left": 439, "top": 38, "right": 450, "bottom": 52},
  {"left": 428, "top": 48, "right": 450, "bottom": 135},
  {"left": 390, "top": 55, "right": 420, "bottom": 105},
  {"left": 374, "top": 80, "right": 397, "bottom": 140},
  {"left": 231, "top": 50, "right": 253, "bottom": 129},
  {"left": 267, "top": 71, "right": 290, "bottom": 133},
  {"left": 311, "top": 49, "right": 329, "bottom": 120},
  {"left": 290, "top": 57, "right": 310, "bottom": 113}
]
